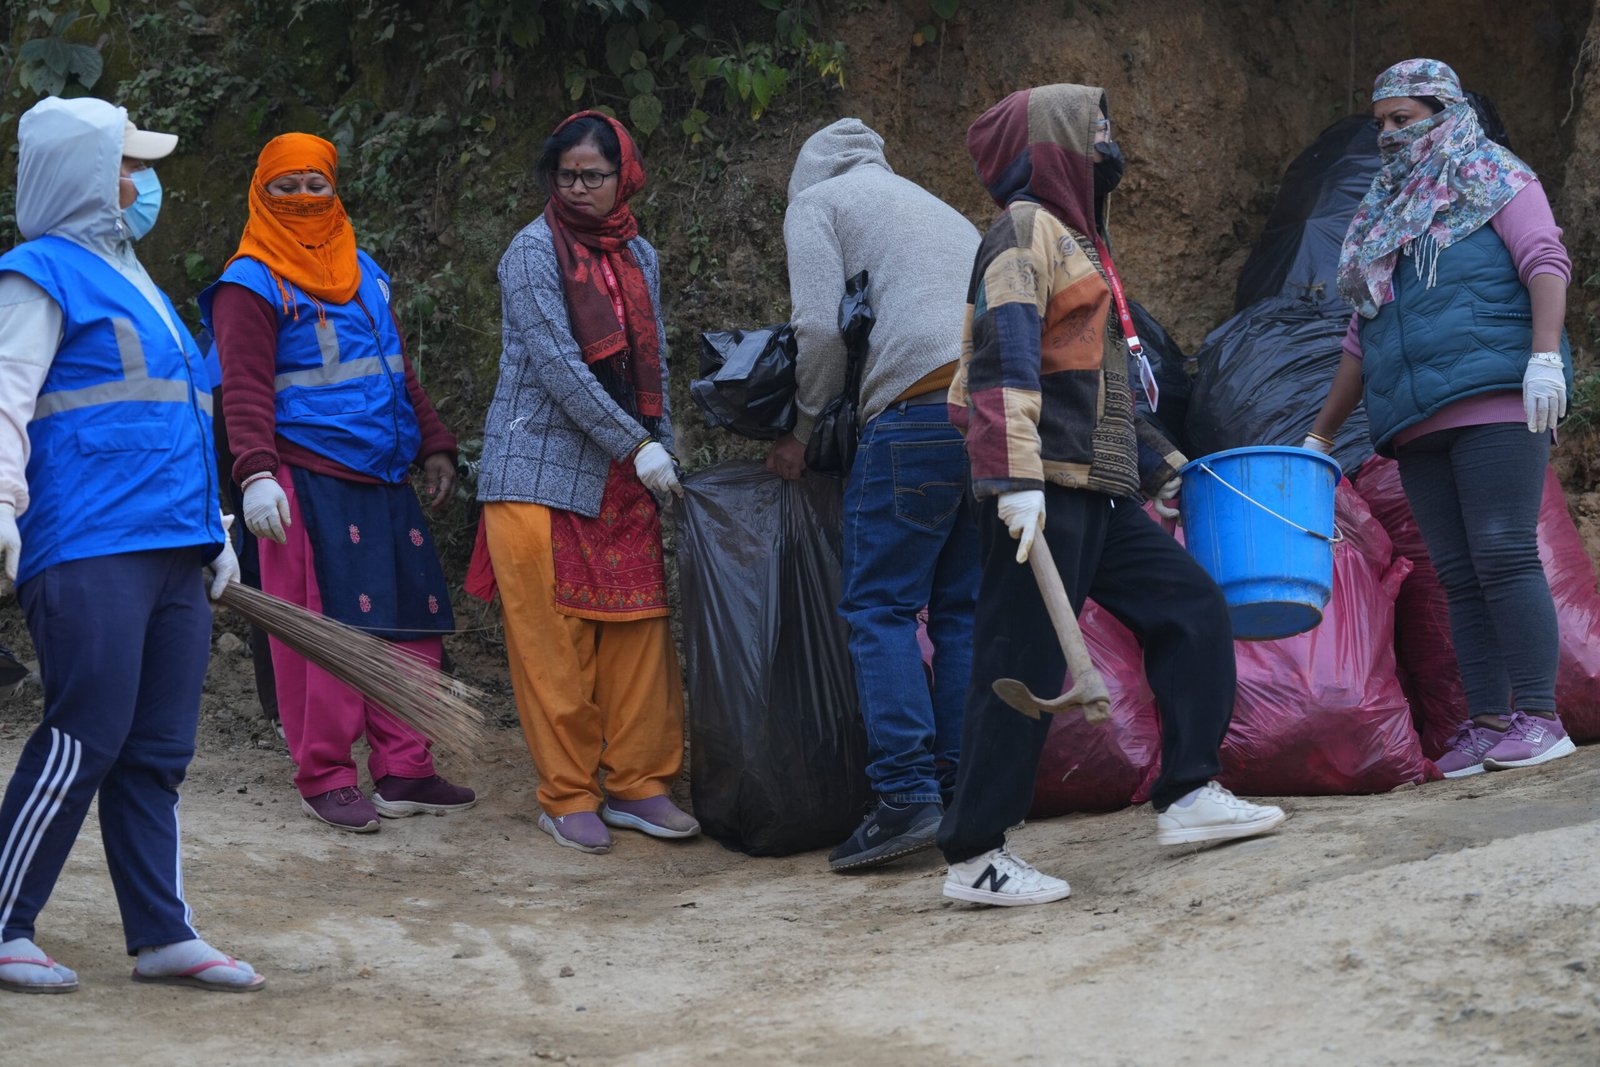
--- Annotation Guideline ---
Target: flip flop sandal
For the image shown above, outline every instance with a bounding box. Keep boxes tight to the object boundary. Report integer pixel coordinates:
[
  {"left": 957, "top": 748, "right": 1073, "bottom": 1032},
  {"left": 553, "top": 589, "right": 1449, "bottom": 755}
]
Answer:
[
  {"left": 131, "top": 957, "right": 267, "bottom": 993},
  {"left": 0, "top": 955, "right": 79, "bottom": 994}
]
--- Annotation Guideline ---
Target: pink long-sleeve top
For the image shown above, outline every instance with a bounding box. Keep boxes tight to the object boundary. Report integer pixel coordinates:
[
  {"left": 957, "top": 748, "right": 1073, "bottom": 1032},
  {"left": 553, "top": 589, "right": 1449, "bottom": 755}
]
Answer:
[
  {"left": 1342, "top": 180, "right": 1571, "bottom": 447},
  {"left": 213, "top": 283, "right": 457, "bottom": 486}
]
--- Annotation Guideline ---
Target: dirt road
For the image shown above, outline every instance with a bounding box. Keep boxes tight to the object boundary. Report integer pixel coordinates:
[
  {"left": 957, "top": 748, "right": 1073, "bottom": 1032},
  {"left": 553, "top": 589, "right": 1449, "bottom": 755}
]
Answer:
[{"left": 3, "top": 645, "right": 1598, "bottom": 1067}]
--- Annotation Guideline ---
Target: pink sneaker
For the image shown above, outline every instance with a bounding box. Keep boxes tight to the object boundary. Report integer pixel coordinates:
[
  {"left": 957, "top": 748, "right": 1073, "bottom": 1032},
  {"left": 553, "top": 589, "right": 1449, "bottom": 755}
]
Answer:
[
  {"left": 1435, "top": 722, "right": 1504, "bottom": 779},
  {"left": 371, "top": 774, "right": 477, "bottom": 817},
  {"left": 1483, "top": 712, "right": 1576, "bottom": 771},
  {"left": 301, "top": 786, "right": 380, "bottom": 832}
]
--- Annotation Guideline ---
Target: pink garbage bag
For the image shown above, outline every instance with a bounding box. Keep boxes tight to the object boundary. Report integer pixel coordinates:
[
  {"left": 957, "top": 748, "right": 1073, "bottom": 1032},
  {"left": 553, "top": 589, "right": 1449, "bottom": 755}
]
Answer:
[{"left": 1215, "top": 483, "right": 1437, "bottom": 794}]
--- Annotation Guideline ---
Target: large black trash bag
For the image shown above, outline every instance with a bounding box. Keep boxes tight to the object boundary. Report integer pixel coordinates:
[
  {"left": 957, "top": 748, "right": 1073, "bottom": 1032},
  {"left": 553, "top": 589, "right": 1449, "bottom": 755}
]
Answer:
[
  {"left": 676, "top": 460, "right": 871, "bottom": 856},
  {"left": 1186, "top": 296, "right": 1374, "bottom": 474},
  {"left": 1128, "top": 298, "right": 1191, "bottom": 453},
  {"left": 1233, "top": 115, "right": 1379, "bottom": 311},
  {"left": 691, "top": 323, "right": 797, "bottom": 440}
]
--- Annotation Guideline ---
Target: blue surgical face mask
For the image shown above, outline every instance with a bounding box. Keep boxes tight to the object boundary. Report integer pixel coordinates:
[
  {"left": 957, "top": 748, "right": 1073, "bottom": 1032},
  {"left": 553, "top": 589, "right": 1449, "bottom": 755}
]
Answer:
[{"left": 121, "top": 168, "right": 162, "bottom": 239}]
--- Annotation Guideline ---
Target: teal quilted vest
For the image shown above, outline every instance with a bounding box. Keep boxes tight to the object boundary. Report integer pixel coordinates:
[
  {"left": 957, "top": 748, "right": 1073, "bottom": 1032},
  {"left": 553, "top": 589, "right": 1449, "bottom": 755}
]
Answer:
[{"left": 1358, "top": 225, "right": 1572, "bottom": 456}]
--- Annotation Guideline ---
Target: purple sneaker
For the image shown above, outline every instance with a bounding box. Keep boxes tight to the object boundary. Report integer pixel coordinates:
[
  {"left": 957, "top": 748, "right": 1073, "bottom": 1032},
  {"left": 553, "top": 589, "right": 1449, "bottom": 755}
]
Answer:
[
  {"left": 371, "top": 774, "right": 477, "bottom": 817},
  {"left": 1483, "top": 712, "right": 1576, "bottom": 771},
  {"left": 538, "top": 811, "right": 612, "bottom": 854},
  {"left": 1435, "top": 722, "right": 1504, "bottom": 779},
  {"left": 301, "top": 786, "right": 380, "bottom": 833},
  {"left": 600, "top": 795, "right": 701, "bottom": 840}
]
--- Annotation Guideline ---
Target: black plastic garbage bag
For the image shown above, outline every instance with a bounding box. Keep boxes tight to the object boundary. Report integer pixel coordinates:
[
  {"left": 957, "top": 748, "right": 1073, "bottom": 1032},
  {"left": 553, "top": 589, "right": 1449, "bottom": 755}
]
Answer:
[
  {"left": 1185, "top": 296, "right": 1373, "bottom": 475},
  {"left": 691, "top": 323, "right": 797, "bottom": 440},
  {"left": 1128, "top": 298, "right": 1191, "bottom": 453},
  {"left": 676, "top": 460, "right": 871, "bottom": 855},
  {"left": 1233, "top": 115, "right": 1379, "bottom": 311},
  {"left": 805, "top": 270, "right": 875, "bottom": 476}
]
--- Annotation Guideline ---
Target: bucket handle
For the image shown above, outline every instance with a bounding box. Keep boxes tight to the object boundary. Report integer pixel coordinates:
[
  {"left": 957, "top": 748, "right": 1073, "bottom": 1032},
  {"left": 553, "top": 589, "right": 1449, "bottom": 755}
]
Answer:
[{"left": 1194, "top": 462, "right": 1344, "bottom": 545}]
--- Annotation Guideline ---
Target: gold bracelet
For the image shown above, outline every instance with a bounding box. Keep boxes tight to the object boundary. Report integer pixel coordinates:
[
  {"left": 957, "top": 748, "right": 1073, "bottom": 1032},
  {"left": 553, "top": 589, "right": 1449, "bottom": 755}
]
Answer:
[{"left": 1305, "top": 431, "right": 1334, "bottom": 446}]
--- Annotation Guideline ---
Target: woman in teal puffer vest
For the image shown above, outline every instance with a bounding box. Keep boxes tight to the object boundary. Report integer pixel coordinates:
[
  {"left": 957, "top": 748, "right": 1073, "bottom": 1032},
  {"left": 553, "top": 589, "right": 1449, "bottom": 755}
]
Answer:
[{"left": 1307, "top": 58, "right": 1576, "bottom": 779}]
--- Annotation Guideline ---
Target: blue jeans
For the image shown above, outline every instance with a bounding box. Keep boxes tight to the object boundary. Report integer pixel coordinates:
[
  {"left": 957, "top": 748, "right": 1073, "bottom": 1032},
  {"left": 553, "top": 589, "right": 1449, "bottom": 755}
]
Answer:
[
  {"left": 840, "top": 399, "right": 979, "bottom": 804},
  {"left": 1396, "top": 422, "right": 1556, "bottom": 714}
]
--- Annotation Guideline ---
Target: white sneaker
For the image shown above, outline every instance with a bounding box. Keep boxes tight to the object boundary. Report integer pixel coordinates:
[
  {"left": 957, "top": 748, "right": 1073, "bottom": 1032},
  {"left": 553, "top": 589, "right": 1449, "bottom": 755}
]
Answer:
[
  {"left": 943, "top": 847, "right": 1071, "bottom": 907},
  {"left": 1156, "top": 781, "right": 1286, "bottom": 846}
]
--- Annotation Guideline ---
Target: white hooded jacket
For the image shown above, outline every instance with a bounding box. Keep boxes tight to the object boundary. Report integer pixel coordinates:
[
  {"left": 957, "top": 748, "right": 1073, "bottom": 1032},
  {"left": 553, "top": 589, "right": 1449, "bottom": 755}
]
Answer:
[{"left": 0, "top": 96, "right": 184, "bottom": 513}]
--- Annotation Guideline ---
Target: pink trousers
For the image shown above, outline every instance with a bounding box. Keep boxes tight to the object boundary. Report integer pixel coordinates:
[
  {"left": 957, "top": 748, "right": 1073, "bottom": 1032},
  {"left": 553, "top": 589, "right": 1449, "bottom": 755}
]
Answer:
[{"left": 256, "top": 471, "right": 438, "bottom": 797}]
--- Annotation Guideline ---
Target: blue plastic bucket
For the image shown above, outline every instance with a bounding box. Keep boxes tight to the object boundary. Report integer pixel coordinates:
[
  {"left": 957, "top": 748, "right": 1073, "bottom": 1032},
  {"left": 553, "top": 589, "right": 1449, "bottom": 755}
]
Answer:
[{"left": 1178, "top": 446, "right": 1342, "bottom": 641}]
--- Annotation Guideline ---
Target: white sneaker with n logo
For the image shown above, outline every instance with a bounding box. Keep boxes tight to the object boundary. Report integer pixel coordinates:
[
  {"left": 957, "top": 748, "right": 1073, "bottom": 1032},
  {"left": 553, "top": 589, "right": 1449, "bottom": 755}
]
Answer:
[{"left": 943, "top": 847, "right": 1071, "bottom": 907}]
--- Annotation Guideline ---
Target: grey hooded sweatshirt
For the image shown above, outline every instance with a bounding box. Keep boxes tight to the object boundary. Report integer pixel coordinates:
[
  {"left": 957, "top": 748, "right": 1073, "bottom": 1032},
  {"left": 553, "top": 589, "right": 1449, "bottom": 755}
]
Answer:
[
  {"left": 784, "top": 119, "right": 979, "bottom": 443},
  {"left": 0, "top": 97, "right": 185, "bottom": 512}
]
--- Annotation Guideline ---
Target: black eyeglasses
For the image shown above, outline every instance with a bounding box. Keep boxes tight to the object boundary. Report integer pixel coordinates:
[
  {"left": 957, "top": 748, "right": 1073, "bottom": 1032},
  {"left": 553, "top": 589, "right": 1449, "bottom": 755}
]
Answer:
[{"left": 553, "top": 168, "right": 618, "bottom": 190}]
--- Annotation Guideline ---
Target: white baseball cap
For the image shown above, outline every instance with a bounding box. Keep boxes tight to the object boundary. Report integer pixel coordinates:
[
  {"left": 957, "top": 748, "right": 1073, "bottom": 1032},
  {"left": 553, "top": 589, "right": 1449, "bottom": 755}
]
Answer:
[{"left": 123, "top": 118, "right": 178, "bottom": 161}]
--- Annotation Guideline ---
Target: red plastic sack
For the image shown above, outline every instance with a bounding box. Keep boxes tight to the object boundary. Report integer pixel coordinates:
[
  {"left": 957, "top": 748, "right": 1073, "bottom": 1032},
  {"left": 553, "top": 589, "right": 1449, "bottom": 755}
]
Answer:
[
  {"left": 1352, "top": 456, "right": 1464, "bottom": 759},
  {"left": 1216, "top": 483, "right": 1437, "bottom": 795},
  {"left": 1538, "top": 467, "right": 1600, "bottom": 740},
  {"left": 1029, "top": 599, "right": 1162, "bottom": 817}
]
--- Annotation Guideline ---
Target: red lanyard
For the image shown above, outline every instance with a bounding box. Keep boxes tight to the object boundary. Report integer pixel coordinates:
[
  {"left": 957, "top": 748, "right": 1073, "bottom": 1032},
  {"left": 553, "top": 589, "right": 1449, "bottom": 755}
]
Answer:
[{"left": 1093, "top": 236, "right": 1158, "bottom": 412}]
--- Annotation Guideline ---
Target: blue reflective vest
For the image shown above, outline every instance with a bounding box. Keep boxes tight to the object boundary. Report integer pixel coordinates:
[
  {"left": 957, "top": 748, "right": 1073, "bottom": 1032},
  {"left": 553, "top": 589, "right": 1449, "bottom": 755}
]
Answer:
[
  {"left": 0, "top": 236, "right": 222, "bottom": 584},
  {"left": 200, "top": 251, "right": 421, "bottom": 483},
  {"left": 1358, "top": 225, "right": 1574, "bottom": 456}
]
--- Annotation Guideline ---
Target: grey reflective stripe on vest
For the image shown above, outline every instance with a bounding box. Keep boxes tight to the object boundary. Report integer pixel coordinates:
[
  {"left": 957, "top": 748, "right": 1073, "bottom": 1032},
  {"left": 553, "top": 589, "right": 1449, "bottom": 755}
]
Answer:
[
  {"left": 33, "top": 317, "right": 210, "bottom": 418},
  {"left": 273, "top": 320, "right": 404, "bottom": 391}
]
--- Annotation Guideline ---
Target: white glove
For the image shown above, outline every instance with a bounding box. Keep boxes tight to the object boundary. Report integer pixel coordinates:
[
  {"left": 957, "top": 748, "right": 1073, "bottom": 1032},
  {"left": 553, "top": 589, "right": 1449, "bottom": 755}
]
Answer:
[
  {"left": 207, "top": 514, "right": 240, "bottom": 601},
  {"left": 996, "top": 489, "right": 1046, "bottom": 563},
  {"left": 1301, "top": 434, "right": 1334, "bottom": 455},
  {"left": 242, "top": 475, "right": 291, "bottom": 544},
  {"left": 1153, "top": 476, "right": 1182, "bottom": 519},
  {"left": 0, "top": 502, "right": 20, "bottom": 583},
  {"left": 1523, "top": 353, "right": 1567, "bottom": 434},
  {"left": 633, "top": 441, "right": 683, "bottom": 497}
]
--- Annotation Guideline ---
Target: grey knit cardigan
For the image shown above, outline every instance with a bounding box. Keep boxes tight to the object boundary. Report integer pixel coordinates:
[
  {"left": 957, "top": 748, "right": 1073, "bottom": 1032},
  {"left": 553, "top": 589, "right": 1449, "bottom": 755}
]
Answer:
[{"left": 476, "top": 216, "right": 675, "bottom": 518}]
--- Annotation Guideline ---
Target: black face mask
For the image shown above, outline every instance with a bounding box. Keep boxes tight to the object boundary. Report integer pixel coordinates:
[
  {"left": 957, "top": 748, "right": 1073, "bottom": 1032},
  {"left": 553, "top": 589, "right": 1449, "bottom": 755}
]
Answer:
[{"left": 1094, "top": 140, "right": 1125, "bottom": 199}]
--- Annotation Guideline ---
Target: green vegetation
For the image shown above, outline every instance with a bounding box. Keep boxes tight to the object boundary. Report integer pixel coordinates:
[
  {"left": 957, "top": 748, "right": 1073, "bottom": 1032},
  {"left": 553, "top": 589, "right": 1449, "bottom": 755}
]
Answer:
[{"left": 2, "top": 0, "right": 859, "bottom": 557}]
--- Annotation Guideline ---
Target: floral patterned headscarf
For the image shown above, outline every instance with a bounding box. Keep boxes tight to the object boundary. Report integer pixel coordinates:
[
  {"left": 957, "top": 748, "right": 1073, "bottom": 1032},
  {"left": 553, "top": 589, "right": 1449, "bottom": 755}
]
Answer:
[{"left": 1336, "top": 58, "right": 1534, "bottom": 318}]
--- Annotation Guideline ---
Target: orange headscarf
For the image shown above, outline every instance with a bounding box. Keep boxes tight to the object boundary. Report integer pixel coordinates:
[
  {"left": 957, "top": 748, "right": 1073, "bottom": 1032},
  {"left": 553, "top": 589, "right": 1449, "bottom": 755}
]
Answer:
[{"left": 227, "top": 133, "right": 361, "bottom": 310}]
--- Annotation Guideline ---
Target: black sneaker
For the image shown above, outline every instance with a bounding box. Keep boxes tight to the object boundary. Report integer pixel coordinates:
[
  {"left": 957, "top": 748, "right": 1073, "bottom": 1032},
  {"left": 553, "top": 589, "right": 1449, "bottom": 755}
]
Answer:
[{"left": 827, "top": 800, "right": 943, "bottom": 872}]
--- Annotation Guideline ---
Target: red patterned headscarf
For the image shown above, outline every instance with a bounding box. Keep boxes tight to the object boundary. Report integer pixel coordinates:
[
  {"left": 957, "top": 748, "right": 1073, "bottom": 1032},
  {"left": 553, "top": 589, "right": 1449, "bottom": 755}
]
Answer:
[{"left": 541, "top": 110, "right": 662, "bottom": 430}]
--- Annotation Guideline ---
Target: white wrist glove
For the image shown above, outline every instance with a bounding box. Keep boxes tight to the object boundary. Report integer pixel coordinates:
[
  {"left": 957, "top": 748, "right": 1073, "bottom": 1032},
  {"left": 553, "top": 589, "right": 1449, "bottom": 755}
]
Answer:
[
  {"left": 243, "top": 475, "right": 291, "bottom": 544},
  {"left": 633, "top": 441, "right": 683, "bottom": 498},
  {"left": 1301, "top": 434, "right": 1334, "bottom": 455},
  {"left": 206, "top": 514, "right": 240, "bottom": 601},
  {"left": 0, "top": 502, "right": 20, "bottom": 583},
  {"left": 1153, "top": 476, "right": 1182, "bottom": 519},
  {"left": 996, "top": 489, "right": 1046, "bottom": 563},
  {"left": 1523, "top": 353, "right": 1567, "bottom": 434}
]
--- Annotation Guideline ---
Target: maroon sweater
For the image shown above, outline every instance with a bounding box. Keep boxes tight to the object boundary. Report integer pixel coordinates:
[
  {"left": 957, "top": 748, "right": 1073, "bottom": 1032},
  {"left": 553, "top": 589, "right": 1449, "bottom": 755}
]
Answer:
[{"left": 212, "top": 283, "right": 457, "bottom": 486}]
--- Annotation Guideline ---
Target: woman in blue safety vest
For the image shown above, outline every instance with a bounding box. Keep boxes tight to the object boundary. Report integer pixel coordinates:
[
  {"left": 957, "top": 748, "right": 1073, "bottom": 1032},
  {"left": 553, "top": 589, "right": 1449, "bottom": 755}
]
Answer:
[
  {"left": 201, "top": 133, "right": 476, "bottom": 834},
  {"left": 0, "top": 96, "right": 263, "bottom": 993}
]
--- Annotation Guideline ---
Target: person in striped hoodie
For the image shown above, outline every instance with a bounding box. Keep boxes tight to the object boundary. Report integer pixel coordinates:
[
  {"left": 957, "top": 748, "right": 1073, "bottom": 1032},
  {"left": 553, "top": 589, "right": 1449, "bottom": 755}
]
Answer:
[{"left": 937, "top": 83, "right": 1286, "bottom": 908}]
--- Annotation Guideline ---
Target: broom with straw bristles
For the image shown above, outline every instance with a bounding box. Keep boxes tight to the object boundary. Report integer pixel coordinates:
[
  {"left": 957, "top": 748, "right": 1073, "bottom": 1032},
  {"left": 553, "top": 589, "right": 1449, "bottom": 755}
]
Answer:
[{"left": 214, "top": 582, "right": 489, "bottom": 756}]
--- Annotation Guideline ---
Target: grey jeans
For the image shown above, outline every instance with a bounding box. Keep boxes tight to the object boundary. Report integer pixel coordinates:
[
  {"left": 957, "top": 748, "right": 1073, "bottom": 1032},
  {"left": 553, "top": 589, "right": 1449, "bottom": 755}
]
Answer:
[{"left": 1396, "top": 422, "right": 1556, "bottom": 715}]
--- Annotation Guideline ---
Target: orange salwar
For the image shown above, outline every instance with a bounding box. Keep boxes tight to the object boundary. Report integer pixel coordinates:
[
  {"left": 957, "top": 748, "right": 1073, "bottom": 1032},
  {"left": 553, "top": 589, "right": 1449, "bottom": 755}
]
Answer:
[{"left": 482, "top": 500, "right": 685, "bottom": 816}]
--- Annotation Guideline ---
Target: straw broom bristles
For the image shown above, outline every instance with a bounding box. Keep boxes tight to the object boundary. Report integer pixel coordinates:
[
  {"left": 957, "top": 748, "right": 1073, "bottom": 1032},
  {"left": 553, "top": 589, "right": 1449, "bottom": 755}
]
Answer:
[{"left": 215, "top": 582, "right": 489, "bottom": 756}]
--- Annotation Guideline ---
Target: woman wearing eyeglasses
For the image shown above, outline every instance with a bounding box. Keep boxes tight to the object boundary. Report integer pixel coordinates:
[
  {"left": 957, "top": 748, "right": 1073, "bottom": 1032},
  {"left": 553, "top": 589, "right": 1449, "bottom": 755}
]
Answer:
[{"left": 475, "top": 111, "right": 697, "bottom": 853}]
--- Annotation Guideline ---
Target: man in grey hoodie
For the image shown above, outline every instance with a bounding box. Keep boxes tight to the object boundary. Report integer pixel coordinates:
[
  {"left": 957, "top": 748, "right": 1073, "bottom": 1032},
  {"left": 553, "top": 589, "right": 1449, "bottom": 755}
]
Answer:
[{"left": 766, "top": 118, "right": 982, "bottom": 872}]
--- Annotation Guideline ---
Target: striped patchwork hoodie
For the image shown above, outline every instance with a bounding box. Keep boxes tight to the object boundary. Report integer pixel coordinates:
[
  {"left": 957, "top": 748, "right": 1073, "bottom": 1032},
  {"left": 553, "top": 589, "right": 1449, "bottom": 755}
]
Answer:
[{"left": 948, "top": 82, "right": 1184, "bottom": 501}]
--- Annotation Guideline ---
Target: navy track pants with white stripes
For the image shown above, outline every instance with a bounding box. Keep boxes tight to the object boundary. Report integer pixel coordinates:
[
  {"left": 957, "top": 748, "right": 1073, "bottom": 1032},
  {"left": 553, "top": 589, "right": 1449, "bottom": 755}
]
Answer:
[{"left": 0, "top": 547, "right": 210, "bottom": 953}]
